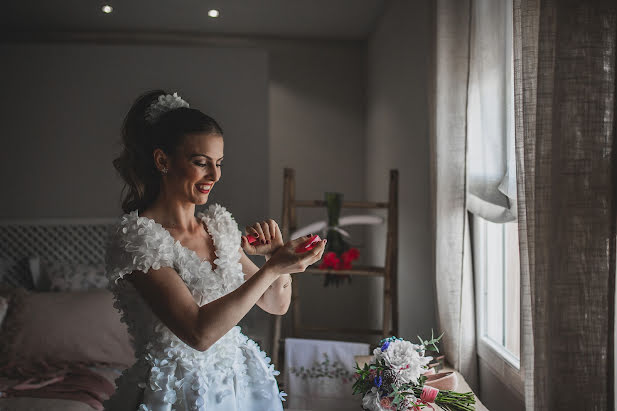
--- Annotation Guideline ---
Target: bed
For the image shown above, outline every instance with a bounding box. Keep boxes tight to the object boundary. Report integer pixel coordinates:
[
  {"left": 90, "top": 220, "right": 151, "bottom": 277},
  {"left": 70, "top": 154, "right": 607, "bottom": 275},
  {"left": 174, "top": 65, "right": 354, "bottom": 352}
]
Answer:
[{"left": 0, "top": 217, "right": 134, "bottom": 410}]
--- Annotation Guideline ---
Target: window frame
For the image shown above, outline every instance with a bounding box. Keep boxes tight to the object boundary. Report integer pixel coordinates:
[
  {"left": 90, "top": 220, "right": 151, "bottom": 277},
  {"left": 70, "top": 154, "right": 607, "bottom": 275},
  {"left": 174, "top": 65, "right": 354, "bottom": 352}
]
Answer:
[{"left": 471, "top": 213, "right": 524, "bottom": 396}]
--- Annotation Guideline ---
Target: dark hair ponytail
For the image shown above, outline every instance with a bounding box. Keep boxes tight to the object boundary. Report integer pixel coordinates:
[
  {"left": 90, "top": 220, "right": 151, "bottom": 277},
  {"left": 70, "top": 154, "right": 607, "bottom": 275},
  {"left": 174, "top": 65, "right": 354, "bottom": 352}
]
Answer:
[{"left": 112, "top": 90, "right": 224, "bottom": 214}]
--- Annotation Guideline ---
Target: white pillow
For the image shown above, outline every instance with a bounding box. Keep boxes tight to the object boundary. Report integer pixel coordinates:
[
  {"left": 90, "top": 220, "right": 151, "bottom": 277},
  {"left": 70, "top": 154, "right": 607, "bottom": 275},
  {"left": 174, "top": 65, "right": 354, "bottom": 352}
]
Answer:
[
  {"left": 40, "top": 261, "right": 108, "bottom": 291},
  {"left": 28, "top": 255, "right": 41, "bottom": 289}
]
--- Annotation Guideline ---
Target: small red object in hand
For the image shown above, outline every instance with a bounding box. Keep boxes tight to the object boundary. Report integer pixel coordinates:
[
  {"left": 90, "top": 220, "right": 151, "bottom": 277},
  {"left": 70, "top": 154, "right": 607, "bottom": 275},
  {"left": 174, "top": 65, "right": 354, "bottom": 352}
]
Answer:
[
  {"left": 246, "top": 234, "right": 258, "bottom": 244},
  {"left": 295, "top": 235, "right": 322, "bottom": 253}
]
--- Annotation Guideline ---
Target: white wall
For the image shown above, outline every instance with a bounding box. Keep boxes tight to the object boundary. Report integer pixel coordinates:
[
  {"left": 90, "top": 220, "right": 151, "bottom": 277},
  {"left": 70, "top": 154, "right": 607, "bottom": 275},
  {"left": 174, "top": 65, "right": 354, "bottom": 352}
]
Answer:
[
  {"left": 366, "top": 0, "right": 436, "bottom": 339},
  {"left": 0, "top": 41, "right": 272, "bottom": 349},
  {"left": 267, "top": 41, "right": 372, "bottom": 342},
  {"left": 0, "top": 43, "right": 269, "bottom": 226}
]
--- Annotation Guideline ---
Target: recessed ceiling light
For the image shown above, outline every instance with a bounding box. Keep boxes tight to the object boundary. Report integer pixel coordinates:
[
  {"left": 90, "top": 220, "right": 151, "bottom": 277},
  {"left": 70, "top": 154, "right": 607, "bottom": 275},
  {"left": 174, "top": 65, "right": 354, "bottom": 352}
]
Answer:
[
  {"left": 102, "top": 5, "right": 113, "bottom": 14},
  {"left": 208, "top": 9, "right": 219, "bottom": 18}
]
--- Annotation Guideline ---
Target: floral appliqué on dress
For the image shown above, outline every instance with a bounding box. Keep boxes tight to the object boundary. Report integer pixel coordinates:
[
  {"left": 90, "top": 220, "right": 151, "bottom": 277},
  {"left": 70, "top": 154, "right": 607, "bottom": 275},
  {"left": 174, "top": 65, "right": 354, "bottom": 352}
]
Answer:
[{"left": 103, "top": 203, "right": 285, "bottom": 411}]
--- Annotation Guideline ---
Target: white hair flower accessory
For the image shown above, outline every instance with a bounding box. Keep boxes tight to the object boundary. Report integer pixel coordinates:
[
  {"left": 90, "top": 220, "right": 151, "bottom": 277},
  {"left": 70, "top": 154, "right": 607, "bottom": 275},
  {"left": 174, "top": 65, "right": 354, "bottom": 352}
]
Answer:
[{"left": 145, "top": 92, "right": 190, "bottom": 124}]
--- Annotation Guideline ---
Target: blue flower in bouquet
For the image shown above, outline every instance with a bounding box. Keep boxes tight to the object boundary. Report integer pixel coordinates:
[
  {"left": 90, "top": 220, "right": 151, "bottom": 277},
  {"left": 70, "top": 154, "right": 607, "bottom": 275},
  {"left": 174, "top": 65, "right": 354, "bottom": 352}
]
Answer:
[
  {"left": 379, "top": 336, "right": 404, "bottom": 352},
  {"left": 374, "top": 375, "right": 382, "bottom": 388}
]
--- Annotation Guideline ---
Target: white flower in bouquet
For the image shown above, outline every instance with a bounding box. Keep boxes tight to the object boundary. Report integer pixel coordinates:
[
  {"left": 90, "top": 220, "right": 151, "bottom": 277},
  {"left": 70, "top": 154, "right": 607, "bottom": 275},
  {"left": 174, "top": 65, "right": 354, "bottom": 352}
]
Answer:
[
  {"left": 373, "top": 339, "right": 432, "bottom": 385},
  {"left": 361, "top": 387, "right": 385, "bottom": 411}
]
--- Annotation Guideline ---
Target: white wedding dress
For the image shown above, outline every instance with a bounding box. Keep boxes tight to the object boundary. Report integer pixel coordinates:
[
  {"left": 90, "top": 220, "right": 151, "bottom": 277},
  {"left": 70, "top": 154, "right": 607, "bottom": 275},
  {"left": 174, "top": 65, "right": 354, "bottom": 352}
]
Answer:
[{"left": 103, "top": 203, "right": 285, "bottom": 411}]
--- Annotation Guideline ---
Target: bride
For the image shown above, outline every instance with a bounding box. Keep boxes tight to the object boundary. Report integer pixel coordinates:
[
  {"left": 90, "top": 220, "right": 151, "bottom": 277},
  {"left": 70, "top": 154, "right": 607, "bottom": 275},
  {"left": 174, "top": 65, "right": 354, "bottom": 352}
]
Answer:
[{"left": 103, "top": 90, "right": 326, "bottom": 410}]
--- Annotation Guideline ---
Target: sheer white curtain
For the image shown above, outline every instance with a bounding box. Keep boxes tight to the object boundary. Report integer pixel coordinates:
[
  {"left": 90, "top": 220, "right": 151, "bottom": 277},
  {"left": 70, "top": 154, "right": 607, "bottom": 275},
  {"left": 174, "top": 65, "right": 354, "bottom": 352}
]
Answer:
[
  {"left": 467, "top": 0, "right": 516, "bottom": 223},
  {"left": 432, "top": 0, "right": 477, "bottom": 389},
  {"left": 433, "top": 0, "right": 515, "bottom": 391}
]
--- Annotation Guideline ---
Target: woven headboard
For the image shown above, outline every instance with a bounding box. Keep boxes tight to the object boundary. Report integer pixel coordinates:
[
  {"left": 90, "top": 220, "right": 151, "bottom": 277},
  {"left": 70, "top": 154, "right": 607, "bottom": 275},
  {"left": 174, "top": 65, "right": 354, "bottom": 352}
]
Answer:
[{"left": 0, "top": 217, "right": 118, "bottom": 287}]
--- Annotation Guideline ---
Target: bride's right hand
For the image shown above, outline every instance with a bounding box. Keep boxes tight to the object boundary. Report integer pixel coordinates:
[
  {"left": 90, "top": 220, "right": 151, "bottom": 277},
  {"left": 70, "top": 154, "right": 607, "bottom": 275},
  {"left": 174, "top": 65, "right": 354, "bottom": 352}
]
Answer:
[{"left": 263, "top": 234, "right": 327, "bottom": 276}]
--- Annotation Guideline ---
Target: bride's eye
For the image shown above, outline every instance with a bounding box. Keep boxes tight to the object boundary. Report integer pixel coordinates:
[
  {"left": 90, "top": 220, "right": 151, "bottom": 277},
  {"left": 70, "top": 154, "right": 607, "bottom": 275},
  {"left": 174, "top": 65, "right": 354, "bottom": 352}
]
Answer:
[{"left": 194, "top": 162, "right": 223, "bottom": 168}]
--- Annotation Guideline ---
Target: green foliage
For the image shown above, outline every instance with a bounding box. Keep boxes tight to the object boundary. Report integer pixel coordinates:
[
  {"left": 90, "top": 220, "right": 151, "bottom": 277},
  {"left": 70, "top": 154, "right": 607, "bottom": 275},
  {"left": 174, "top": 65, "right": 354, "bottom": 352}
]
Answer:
[
  {"left": 351, "top": 358, "right": 389, "bottom": 396},
  {"left": 411, "top": 385, "right": 476, "bottom": 411},
  {"left": 417, "top": 329, "right": 444, "bottom": 353}
]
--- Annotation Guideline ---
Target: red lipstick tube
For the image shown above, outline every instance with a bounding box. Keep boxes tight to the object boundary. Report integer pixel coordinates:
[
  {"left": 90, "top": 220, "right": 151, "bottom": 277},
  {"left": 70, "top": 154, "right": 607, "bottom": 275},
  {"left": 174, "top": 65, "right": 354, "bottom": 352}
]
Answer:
[{"left": 295, "top": 234, "right": 322, "bottom": 253}]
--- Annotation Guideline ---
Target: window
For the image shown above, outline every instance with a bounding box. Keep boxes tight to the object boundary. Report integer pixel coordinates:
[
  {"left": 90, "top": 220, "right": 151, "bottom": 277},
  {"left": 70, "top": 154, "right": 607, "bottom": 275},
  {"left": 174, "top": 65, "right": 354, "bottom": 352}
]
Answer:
[{"left": 472, "top": 216, "right": 520, "bottom": 366}]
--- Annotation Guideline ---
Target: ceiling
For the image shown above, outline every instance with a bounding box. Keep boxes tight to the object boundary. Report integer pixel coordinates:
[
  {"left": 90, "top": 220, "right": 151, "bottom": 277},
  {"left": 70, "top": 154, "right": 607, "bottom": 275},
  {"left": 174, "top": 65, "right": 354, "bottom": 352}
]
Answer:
[{"left": 1, "top": 1, "right": 386, "bottom": 40}]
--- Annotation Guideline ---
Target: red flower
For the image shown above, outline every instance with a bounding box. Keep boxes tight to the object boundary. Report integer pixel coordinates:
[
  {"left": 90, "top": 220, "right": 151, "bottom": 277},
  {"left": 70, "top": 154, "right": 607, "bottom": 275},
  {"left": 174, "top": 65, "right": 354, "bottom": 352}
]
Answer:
[
  {"left": 338, "top": 248, "right": 359, "bottom": 269},
  {"left": 320, "top": 251, "right": 339, "bottom": 269},
  {"left": 346, "top": 247, "right": 360, "bottom": 261},
  {"left": 320, "top": 250, "right": 359, "bottom": 270},
  {"left": 340, "top": 259, "right": 352, "bottom": 270},
  {"left": 380, "top": 397, "right": 397, "bottom": 410},
  {"left": 368, "top": 369, "right": 377, "bottom": 381},
  {"left": 340, "top": 251, "right": 351, "bottom": 263}
]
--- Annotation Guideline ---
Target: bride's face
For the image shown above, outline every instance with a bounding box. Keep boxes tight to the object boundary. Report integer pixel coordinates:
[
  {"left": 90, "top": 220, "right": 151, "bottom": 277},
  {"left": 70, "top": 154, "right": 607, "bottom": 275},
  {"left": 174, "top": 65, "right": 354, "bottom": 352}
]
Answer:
[{"left": 167, "top": 132, "right": 224, "bottom": 205}]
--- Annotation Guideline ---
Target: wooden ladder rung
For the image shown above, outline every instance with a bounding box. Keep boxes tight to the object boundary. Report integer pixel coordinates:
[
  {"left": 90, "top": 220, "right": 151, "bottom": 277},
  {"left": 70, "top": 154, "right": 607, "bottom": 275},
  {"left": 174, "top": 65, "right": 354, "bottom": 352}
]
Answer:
[
  {"left": 296, "top": 325, "right": 395, "bottom": 335},
  {"left": 293, "top": 199, "right": 389, "bottom": 209},
  {"left": 303, "top": 265, "right": 385, "bottom": 277},
  {"left": 271, "top": 167, "right": 399, "bottom": 370}
]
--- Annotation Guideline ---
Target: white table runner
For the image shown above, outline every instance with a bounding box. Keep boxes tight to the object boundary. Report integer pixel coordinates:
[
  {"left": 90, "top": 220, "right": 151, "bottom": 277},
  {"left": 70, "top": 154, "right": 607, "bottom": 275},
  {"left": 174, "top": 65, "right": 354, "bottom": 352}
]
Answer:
[{"left": 284, "top": 337, "right": 369, "bottom": 411}]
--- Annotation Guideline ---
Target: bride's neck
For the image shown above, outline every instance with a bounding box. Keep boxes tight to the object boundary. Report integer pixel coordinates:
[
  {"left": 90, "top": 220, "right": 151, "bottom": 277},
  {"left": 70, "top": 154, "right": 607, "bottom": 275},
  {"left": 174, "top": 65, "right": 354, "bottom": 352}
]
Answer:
[{"left": 142, "top": 198, "right": 198, "bottom": 232}]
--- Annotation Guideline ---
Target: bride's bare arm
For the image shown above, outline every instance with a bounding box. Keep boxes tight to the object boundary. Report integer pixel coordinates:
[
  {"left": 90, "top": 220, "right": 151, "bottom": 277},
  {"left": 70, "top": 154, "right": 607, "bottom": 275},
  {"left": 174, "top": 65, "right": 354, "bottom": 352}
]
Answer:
[
  {"left": 125, "top": 235, "right": 324, "bottom": 352},
  {"left": 238, "top": 248, "right": 291, "bottom": 316},
  {"left": 125, "top": 264, "right": 280, "bottom": 352}
]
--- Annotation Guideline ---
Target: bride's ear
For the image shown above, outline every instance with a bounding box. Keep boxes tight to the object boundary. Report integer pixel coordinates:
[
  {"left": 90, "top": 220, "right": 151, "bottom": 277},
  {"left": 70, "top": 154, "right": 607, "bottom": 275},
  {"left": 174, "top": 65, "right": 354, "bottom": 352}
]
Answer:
[{"left": 153, "top": 148, "right": 169, "bottom": 173}]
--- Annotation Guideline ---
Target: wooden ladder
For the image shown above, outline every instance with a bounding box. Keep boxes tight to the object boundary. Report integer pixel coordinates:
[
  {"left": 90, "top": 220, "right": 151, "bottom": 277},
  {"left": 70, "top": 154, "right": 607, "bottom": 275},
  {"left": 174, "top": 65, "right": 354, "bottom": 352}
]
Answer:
[{"left": 271, "top": 167, "right": 399, "bottom": 369}]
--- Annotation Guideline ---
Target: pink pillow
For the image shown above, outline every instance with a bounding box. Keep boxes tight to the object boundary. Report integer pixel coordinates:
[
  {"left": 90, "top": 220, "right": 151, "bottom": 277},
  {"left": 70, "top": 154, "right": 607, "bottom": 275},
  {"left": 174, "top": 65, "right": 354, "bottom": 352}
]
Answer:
[{"left": 0, "top": 288, "right": 134, "bottom": 367}]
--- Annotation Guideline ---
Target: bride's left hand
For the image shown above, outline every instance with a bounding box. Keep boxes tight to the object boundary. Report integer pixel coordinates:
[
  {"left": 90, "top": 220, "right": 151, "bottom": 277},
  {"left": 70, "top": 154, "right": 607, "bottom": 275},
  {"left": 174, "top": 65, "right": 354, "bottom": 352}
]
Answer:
[{"left": 241, "top": 219, "right": 285, "bottom": 257}]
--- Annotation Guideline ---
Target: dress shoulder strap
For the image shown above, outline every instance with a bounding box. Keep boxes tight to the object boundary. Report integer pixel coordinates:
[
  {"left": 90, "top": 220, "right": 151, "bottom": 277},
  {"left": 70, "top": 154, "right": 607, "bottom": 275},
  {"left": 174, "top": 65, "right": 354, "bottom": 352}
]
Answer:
[{"left": 105, "top": 210, "right": 176, "bottom": 285}]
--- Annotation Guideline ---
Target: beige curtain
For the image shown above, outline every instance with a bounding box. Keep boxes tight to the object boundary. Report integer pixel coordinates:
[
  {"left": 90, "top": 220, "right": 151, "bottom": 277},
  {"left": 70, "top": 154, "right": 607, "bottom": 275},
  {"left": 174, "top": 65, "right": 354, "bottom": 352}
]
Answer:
[
  {"left": 467, "top": 0, "right": 518, "bottom": 224},
  {"left": 513, "top": 0, "right": 617, "bottom": 409},
  {"left": 431, "top": 0, "right": 478, "bottom": 390}
]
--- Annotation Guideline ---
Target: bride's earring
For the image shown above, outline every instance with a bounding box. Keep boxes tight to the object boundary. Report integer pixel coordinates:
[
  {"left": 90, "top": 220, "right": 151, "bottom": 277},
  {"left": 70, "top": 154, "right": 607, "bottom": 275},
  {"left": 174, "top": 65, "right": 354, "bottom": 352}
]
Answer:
[{"left": 161, "top": 167, "right": 168, "bottom": 175}]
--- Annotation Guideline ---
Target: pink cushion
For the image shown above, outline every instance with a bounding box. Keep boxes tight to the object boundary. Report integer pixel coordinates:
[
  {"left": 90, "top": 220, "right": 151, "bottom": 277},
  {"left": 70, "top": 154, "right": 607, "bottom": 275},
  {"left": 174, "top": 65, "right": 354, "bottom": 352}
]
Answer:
[
  {"left": 0, "top": 288, "right": 134, "bottom": 367},
  {"left": 424, "top": 371, "right": 458, "bottom": 391}
]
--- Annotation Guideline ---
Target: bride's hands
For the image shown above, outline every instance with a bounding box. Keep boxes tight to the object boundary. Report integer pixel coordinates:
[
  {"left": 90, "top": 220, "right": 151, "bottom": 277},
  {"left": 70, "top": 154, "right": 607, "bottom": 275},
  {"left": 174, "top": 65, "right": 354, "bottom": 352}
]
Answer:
[
  {"left": 241, "top": 219, "right": 285, "bottom": 257},
  {"left": 263, "top": 234, "right": 327, "bottom": 276}
]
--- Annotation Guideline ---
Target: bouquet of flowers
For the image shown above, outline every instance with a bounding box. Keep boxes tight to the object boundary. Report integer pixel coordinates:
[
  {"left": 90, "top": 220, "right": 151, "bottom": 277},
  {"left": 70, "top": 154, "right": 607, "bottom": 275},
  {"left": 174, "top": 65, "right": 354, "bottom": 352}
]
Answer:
[{"left": 352, "top": 334, "right": 475, "bottom": 411}]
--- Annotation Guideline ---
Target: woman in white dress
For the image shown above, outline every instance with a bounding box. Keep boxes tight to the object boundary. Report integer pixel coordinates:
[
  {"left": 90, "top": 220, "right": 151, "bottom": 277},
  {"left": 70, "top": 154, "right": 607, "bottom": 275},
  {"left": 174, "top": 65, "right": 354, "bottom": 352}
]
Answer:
[{"left": 103, "top": 90, "right": 326, "bottom": 411}]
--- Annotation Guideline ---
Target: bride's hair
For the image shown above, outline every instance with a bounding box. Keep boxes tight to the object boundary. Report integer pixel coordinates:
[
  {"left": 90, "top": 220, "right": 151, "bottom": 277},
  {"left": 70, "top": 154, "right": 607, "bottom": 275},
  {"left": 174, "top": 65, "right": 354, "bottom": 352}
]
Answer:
[{"left": 112, "top": 90, "right": 224, "bottom": 214}]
